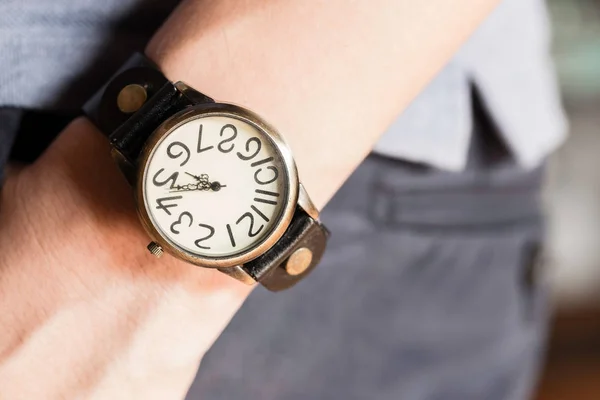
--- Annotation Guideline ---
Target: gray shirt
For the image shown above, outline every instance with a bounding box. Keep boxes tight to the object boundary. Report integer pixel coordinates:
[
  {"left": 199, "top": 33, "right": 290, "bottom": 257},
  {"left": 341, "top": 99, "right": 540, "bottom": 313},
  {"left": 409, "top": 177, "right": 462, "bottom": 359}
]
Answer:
[
  {"left": 375, "top": 0, "right": 567, "bottom": 170},
  {"left": 0, "top": 0, "right": 567, "bottom": 171}
]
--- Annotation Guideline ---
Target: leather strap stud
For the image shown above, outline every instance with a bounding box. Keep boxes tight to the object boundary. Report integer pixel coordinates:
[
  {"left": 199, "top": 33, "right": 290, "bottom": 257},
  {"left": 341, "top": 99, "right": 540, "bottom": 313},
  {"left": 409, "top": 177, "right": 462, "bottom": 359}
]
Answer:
[
  {"left": 117, "top": 84, "right": 148, "bottom": 113},
  {"left": 285, "top": 247, "right": 313, "bottom": 276}
]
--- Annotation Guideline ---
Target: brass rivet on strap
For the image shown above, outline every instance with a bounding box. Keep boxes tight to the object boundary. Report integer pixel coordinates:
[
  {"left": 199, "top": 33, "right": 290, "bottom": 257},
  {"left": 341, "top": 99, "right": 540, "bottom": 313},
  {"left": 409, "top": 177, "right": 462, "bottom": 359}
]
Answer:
[
  {"left": 285, "top": 247, "right": 313, "bottom": 276},
  {"left": 117, "top": 84, "right": 147, "bottom": 113}
]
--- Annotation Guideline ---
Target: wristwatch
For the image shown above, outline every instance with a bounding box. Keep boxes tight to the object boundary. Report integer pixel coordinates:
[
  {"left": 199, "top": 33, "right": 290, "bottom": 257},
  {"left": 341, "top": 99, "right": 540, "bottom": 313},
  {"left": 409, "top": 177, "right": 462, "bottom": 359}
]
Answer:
[{"left": 83, "top": 53, "right": 329, "bottom": 291}]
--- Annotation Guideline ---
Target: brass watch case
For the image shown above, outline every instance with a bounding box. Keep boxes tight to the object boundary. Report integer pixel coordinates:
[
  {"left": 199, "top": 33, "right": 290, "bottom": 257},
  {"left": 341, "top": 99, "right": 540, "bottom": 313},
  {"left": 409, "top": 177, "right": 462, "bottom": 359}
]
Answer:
[{"left": 134, "top": 102, "right": 299, "bottom": 269}]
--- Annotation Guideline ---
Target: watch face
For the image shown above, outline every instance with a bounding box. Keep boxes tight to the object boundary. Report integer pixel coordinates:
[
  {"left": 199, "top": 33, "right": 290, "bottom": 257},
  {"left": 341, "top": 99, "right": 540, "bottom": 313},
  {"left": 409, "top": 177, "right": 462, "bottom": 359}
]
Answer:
[{"left": 142, "top": 113, "right": 290, "bottom": 259}]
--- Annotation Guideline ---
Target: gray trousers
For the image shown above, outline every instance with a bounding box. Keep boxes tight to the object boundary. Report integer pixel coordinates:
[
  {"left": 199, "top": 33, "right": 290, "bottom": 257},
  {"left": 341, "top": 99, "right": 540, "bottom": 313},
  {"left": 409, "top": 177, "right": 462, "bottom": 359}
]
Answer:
[{"left": 187, "top": 105, "right": 547, "bottom": 400}]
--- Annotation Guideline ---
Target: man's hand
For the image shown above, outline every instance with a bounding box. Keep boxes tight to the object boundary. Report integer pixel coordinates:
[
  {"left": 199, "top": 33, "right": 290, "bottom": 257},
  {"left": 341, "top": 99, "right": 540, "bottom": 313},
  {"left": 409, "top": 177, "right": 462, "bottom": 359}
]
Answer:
[{"left": 0, "top": 122, "right": 251, "bottom": 399}]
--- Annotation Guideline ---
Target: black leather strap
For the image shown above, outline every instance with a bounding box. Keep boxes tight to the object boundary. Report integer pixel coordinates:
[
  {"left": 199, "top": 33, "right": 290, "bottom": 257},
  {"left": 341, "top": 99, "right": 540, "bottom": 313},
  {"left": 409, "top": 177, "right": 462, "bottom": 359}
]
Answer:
[
  {"left": 83, "top": 52, "right": 328, "bottom": 291},
  {"left": 243, "top": 207, "right": 329, "bottom": 291},
  {"left": 83, "top": 53, "right": 213, "bottom": 163}
]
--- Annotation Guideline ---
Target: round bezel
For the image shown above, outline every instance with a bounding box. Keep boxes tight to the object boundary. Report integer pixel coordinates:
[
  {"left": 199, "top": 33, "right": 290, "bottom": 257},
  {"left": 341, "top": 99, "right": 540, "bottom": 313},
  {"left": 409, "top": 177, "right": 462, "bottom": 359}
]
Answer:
[{"left": 135, "top": 103, "right": 299, "bottom": 269}]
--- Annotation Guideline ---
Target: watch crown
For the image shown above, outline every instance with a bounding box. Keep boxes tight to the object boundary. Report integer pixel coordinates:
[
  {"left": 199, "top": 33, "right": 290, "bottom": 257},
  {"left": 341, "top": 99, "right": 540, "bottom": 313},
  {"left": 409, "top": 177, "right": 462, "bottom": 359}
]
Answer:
[{"left": 147, "top": 242, "right": 164, "bottom": 258}]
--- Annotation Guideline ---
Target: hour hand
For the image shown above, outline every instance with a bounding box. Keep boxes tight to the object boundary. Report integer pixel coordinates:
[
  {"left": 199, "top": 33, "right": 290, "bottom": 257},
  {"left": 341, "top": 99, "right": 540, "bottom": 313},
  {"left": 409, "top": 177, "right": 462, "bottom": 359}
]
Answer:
[{"left": 185, "top": 172, "right": 203, "bottom": 181}]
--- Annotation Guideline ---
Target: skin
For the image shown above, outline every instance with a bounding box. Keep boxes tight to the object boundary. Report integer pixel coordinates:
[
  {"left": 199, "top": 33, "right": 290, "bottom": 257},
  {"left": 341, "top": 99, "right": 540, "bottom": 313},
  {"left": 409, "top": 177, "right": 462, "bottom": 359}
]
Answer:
[{"left": 0, "top": 0, "right": 499, "bottom": 398}]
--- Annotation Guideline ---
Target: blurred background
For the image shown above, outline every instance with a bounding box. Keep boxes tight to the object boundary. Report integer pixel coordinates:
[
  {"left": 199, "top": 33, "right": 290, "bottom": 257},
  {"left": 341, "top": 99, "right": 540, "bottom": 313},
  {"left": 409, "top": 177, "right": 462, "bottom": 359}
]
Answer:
[{"left": 535, "top": 0, "right": 600, "bottom": 398}]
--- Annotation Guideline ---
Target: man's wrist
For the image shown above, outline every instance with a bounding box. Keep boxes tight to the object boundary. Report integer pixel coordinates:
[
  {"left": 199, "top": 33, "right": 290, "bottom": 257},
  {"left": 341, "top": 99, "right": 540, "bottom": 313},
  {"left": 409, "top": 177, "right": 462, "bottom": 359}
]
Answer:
[{"left": 0, "top": 117, "right": 252, "bottom": 397}]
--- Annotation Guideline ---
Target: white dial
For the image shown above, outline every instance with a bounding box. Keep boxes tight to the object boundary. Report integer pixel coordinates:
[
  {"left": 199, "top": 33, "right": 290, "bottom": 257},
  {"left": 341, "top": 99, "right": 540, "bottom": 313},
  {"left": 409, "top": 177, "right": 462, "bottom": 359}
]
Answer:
[{"left": 142, "top": 115, "right": 288, "bottom": 258}]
